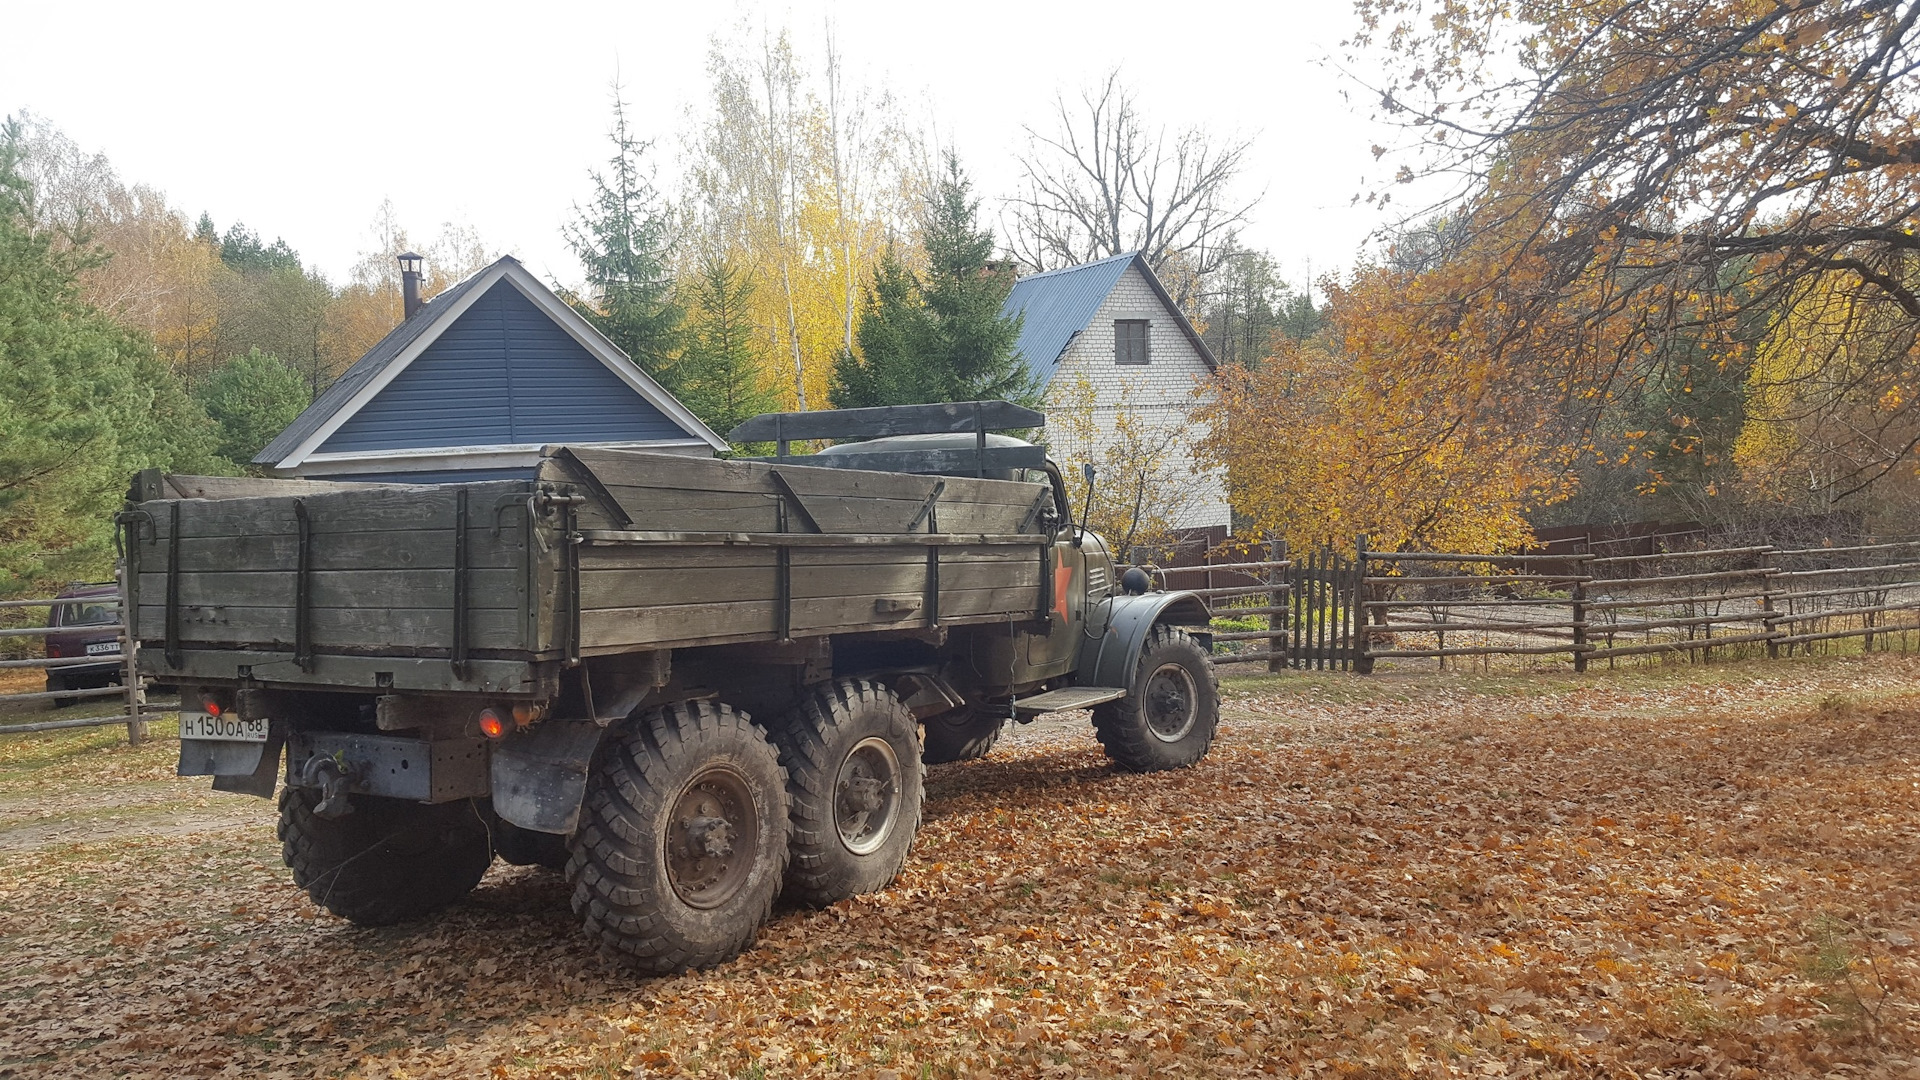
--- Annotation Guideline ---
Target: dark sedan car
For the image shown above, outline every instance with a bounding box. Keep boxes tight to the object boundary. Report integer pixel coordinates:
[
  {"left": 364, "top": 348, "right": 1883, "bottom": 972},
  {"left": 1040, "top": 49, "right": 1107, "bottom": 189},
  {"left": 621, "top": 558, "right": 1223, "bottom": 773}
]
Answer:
[{"left": 44, "top": 582, "right": 124, "bottom": 703}]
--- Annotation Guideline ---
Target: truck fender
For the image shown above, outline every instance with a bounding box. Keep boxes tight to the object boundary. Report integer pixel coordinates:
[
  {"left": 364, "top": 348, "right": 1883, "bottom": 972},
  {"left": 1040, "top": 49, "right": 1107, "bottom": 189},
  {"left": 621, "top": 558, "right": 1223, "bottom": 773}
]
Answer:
[
  {"left": 1075, "top": 591, "right": 1213, "bottom": 689},
  {"left": 490, "top": 719, "right": 607, "bottom": 835}
]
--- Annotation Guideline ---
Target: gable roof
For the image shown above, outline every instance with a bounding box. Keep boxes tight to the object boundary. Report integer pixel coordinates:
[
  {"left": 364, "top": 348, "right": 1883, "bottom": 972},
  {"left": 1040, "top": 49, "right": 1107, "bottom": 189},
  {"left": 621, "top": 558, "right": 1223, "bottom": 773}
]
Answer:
[
  {"left": 999, "top": 251, "right": 1218, "bottom": 385},
  {"left": 256, "top": 256, "right": 727, "bottom": 469}
]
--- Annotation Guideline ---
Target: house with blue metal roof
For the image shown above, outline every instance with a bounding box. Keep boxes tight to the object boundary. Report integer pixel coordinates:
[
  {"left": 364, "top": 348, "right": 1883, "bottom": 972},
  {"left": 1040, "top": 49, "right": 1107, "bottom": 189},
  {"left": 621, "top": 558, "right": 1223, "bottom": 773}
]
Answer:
[
  {"left": 1000, "top": 251, "right": 1231, "bottom": 535},
  {"left": 255, "top": 255, "right": 726, "bottom": 482}
]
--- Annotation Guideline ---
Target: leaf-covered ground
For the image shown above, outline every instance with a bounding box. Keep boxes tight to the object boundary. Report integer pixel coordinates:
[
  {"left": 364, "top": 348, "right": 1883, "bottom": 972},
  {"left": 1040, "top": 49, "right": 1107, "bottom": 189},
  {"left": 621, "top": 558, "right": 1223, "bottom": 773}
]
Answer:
[{"left": 1, "top": 655, "right": 1917, "bottom": 1078}]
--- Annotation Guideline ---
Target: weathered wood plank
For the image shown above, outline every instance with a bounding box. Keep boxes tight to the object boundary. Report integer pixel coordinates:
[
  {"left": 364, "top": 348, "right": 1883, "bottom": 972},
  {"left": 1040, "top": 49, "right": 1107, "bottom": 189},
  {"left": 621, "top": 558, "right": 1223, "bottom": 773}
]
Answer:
[
  {"left": 145, "top": 528, "right": 527, "bottom": 573},
  {"left": 748, "top": 446, "right": 1046, "bottom": 475},
  {"left": 579, "top": 585, "right": 1041, "bottom": 648},
  {"left": 550, "top": 448, "right": 1040, "bottom": 508},
  {"left": 161, "top": 474, "right": 402, "bottom": 499},
  {"left": 137, "top": 569, "right": 525, "bottom": 610},
  {"left": 589, "top": 486, "right": 1032, "bottom": 535},
  {"left": 154, "top": 483, "right": 529, "bottom": 539},
  {"left": 136, "top": 604, "right": 525, "bottom": 649},
  {"left": 577, "top": 559, "right": 1037, "bottom": 611},
  {"left": 576, "top": 542, "right": 1035, "bottom": 575}
]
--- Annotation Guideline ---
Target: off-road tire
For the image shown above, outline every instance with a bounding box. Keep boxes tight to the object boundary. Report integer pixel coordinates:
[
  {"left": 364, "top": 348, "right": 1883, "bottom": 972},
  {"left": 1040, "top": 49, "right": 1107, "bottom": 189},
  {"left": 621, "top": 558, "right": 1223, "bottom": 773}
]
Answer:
[
  {"left": 1091, "top": 624, "right": 1220, "bottom": 772},
  {"left": 920, "top": 703, "right": 1005, "bottom": 765},
  {"left": 277, "top": 788, "right": 493, "bottom": 925},
  {"left": 566, "top": 700, "right": 789, "bottom": 973},
  {"left": 491, "top": 819, "right": 569, "bottom": 870},
  {"left": 772, "top": 679, "right": 925, "bottom": 906}
]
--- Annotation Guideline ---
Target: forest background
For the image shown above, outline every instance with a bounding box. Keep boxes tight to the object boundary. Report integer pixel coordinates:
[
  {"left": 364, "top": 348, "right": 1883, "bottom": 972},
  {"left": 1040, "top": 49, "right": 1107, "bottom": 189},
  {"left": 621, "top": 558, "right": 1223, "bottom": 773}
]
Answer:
[{"left": 6, "top": 2, "right": 1920, "bottom": 594}]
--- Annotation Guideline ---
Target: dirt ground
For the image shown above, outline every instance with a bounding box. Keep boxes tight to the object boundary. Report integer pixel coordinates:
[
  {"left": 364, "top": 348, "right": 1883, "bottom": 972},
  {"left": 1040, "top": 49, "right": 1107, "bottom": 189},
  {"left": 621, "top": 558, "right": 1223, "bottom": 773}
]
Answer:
[{"left": 1, "top": 655, "right": 1916, "bottom": 1078}]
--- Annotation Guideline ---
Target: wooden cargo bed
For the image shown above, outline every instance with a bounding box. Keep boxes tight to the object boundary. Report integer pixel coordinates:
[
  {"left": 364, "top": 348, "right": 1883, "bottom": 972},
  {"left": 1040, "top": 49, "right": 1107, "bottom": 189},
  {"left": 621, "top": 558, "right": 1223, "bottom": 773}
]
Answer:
[{"left": 131, "top": 447, "right": 1053, "bottom": 688}]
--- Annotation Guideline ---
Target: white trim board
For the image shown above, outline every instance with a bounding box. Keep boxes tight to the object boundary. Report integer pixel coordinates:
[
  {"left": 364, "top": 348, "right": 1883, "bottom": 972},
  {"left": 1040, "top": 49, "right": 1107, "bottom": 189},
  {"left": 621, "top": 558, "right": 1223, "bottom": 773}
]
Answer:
[
  {"left": 274, "top": 259, "right": 728, "bottom": 469},
  {"left": 283, "top": 439, "right": 714, "bottom": 477}
]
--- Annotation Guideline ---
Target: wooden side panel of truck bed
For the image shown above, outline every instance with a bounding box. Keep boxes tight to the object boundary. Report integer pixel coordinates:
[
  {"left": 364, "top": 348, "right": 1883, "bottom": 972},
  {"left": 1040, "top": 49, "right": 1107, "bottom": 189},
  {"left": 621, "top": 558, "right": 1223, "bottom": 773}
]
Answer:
[
  {"left": 548, "top": 449, "right": 1049, "bottom": 651},
  {"left": 130, "top": 480, "right": 536, "bottom": 655}
]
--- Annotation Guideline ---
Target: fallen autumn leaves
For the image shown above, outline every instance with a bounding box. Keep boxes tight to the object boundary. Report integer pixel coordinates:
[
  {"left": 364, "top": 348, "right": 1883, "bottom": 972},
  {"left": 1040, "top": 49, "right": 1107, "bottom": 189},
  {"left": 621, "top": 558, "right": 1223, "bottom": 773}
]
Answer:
[{"left": 1, "top": 656, "right": 1917, "bottom": 1078}]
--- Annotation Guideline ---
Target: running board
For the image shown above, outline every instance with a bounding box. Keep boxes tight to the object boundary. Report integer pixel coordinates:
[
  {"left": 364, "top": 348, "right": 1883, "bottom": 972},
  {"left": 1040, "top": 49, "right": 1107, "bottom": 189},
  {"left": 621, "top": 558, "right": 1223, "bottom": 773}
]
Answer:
[{"left": 1012, "top": 686, "right": 1127, "bottom": 717}]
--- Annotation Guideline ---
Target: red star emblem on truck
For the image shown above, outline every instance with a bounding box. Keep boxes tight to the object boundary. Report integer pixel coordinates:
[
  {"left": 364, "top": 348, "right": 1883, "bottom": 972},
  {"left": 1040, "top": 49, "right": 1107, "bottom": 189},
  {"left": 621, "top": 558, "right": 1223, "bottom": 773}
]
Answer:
[{"left": 1053, "top": 564, "right": 1075, "bottom": 621}]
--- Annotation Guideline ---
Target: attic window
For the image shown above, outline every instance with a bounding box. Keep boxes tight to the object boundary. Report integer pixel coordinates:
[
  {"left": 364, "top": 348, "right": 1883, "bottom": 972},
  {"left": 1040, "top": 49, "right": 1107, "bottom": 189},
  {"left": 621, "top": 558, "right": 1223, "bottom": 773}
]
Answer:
[{"left": 1115, "top": 319, "right": 1150, "bottom": 365}]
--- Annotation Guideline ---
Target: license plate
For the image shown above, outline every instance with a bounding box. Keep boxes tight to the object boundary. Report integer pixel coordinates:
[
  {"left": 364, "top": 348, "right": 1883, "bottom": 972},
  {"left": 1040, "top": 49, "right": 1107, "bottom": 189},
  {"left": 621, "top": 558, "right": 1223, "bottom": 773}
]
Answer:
[
  {"left": 85, "top": 641, "right": 121, "bottom": 655},
  {"left": 179, "top": 711, "right": 268, "bottom": 742}
]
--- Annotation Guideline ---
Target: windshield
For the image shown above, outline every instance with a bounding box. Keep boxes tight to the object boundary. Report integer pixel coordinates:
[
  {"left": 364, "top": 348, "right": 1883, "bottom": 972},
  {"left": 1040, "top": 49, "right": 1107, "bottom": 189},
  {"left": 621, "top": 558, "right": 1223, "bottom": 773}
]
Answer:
[{"left": 59, "top": 601, "right": 118, "bottom": 626}]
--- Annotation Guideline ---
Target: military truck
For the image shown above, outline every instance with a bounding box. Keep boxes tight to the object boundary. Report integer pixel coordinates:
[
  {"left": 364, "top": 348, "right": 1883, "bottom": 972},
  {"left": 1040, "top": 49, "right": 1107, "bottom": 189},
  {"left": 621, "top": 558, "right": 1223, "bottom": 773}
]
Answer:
[{"left": 126, "top": 401, "right": 1215, "bottom": 972}]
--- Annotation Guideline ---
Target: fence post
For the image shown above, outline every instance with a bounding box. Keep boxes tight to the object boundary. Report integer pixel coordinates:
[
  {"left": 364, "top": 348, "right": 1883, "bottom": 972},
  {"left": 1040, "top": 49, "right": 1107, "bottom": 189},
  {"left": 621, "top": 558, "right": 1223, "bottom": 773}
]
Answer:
[
  {"left": 1571, "top": 554, "right": 1589, "bottom": 674},
  {"left": 1353, "top": 534, "right": 1373, "bottom": 675},
  {"left": 1760, "top": 546, "right": 1781, "bottom": 660},
  {"left": 117, "top": 558, "right": 147, "bottom": 746},
  {"left": 1268, "top": 538, "right": 1288, "bottom": 673}
]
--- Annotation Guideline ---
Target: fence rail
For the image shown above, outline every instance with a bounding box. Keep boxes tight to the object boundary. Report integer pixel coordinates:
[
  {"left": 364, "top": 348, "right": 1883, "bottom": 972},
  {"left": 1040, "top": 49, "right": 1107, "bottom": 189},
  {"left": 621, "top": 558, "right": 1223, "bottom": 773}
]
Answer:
[
  {"left": 0, "top": 567, "right": 158, "bottom": 743},
  {"left": 1179, "top": 536, "right": 1920, "bottom": 674}
]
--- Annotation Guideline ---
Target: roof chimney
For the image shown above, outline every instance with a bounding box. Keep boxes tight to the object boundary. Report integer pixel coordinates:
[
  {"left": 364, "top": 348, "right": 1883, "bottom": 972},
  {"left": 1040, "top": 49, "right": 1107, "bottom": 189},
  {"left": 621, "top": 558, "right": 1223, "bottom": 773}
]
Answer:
[{"left": 397, "top": 252, "right": 424, "bottom": 319}]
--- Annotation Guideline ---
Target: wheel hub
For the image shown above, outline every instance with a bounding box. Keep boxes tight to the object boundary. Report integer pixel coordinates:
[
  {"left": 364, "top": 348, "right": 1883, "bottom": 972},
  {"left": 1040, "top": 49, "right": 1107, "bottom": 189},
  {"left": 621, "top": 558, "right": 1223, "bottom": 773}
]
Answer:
[
  {"left": 665, "top": 767, "right": 758, "bottom": 910},
  {"left": 835, "top": 736, "right": 902, "bottom": 856},
  {"left": 1144, "top": 663, "right": 1199, "bottom": 743}
]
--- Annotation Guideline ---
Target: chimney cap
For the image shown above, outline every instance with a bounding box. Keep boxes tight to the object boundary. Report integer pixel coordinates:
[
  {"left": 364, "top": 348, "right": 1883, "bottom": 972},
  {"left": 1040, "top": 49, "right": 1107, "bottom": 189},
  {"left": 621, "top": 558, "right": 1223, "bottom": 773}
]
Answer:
[{"left": 397, "top": 251, "right": 424, "bottom": 273}]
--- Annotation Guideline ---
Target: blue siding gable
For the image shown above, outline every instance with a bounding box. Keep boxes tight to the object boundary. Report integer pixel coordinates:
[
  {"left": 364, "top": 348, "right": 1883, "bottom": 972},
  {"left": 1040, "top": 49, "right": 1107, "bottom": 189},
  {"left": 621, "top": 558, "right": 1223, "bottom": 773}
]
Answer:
[{"left": 318, "top": 281, "right": 690, "bottom": 454}]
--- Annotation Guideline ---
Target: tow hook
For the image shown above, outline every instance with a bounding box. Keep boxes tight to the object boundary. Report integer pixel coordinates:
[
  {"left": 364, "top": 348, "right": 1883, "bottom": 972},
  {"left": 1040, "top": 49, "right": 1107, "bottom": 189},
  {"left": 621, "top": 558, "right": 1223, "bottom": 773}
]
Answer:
[{"left": 300, "top": 754, "right": 358, "bottom": 819}]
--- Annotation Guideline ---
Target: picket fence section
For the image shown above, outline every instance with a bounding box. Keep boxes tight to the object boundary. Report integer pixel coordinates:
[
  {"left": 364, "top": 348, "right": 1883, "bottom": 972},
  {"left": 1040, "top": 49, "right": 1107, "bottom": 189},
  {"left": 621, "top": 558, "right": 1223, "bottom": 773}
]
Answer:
[{"left": 1187, "top": 538, "right": 1920, "bottom": 672}]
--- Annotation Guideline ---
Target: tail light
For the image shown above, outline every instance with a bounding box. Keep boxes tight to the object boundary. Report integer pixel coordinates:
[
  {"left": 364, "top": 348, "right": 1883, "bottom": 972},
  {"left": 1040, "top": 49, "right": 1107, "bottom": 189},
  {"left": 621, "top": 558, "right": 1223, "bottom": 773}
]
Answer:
[
  {"left": 201, "top": 696, "right": 223, "bottom": 717},
  {"left": 478, "top": 708, "right": 507, "bottom": 739}
]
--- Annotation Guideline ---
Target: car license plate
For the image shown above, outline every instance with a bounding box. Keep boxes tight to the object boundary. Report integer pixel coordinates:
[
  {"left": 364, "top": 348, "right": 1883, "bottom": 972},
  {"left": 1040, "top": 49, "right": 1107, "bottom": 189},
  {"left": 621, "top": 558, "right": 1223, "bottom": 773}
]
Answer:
[
  {"left": 85, "top": 641, "right": 121, "bottom": 655},
  {"left": 179, "top": 711, "right": 268, "bottom": 742}
]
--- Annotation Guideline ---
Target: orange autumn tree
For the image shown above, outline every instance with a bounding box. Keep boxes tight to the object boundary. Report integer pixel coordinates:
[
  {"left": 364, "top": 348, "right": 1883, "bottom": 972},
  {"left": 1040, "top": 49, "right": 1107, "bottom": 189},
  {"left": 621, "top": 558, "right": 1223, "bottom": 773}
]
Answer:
[
  {"left": 1335, "top": 0, "right": 1920, "bottom": 519},
  {"left": 1197, "top": 245, "right": 1578, "bottom": 554}
]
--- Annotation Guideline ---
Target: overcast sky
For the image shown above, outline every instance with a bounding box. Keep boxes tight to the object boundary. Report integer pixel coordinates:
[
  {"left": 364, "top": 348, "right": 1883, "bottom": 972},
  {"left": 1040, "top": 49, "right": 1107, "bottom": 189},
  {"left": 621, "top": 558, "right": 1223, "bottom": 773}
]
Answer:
[{"left": 5, "top": 0, "right": 1406, "bottom": 294}]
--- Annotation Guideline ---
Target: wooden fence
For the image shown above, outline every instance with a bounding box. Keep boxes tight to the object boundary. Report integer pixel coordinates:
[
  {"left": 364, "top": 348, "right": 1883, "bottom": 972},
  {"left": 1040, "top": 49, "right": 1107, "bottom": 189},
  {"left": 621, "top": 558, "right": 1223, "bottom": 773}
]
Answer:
[
  {"left": 1185, "top": 538, "right": 1920, "bottom": 673},
  {"left": 0, "top": 566, "right": 158, "bottom": 743}
]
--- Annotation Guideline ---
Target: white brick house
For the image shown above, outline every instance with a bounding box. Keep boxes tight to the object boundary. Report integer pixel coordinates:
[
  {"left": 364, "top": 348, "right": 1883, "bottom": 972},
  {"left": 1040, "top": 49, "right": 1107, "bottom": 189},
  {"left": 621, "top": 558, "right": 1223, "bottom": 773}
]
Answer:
[{"left": 1001, "top": 251, "right": 1231, "bottom": 533}]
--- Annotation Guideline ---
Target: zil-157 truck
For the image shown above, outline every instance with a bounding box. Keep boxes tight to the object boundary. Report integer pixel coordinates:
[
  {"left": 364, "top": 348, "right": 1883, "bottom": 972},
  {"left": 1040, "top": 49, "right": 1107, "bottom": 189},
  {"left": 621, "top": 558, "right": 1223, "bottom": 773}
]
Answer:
[{"left": 126, "top": 401, "right": 1216, "bottom": 972}]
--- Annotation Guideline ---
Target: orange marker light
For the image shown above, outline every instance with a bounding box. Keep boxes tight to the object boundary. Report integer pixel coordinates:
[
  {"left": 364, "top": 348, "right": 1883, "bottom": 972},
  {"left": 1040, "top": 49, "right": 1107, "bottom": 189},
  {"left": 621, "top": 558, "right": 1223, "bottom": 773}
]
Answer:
[
  {"left": 478, "top": 709, "right": 507, "bottom": 739},
  {"left": 511, "top": 703, "right": 544, "bottom": 727}
]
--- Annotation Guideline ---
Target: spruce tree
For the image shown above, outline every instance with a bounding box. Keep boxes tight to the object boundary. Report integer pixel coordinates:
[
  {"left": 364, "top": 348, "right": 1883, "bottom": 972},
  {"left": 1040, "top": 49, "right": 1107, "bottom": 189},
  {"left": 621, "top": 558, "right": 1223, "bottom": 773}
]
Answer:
[
  {"left": 829, "top": 154, "right": 1033, "bottom": 409},
  {"left": 196, "top": 348, "right": 312, "bottom": 464},
  {"left": 564, "top": 92, "right": 681, "bottom": 387},
  {"left": 919, "top": 152, "right": 1034, "bottom": 404},
  {"left": 829, "top": 248, "right": 931, "bottom": 409},
  {"left": 677, "top": 259, "right": 778, "bottom": 437}
]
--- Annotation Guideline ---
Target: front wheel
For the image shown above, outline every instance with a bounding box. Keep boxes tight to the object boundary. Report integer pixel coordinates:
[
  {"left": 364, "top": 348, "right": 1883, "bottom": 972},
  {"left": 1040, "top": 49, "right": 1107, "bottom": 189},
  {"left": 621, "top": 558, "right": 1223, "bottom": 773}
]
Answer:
[
  {"left": 567, "top": 700, "right": 789, "bottom": 973},
  {"left": 1091, "top": 624, "right": 1220, "bottom": 772},
  {"left": 772, "top": 679, "right": 924, "bottom": 906}
]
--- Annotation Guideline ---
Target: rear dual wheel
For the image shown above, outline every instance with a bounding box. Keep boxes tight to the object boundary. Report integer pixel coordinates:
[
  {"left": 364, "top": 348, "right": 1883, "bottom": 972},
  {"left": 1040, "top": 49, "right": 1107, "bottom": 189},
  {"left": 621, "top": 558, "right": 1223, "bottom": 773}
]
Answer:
[
  {"left": 278, "top": 789, "right": 493, "bottom": 925},
  {"left": 772, "top": 679, "right": 925, "bottom": 906},
  {"left": 566, "top": 700, "right": 790, "bottom": 973}
]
